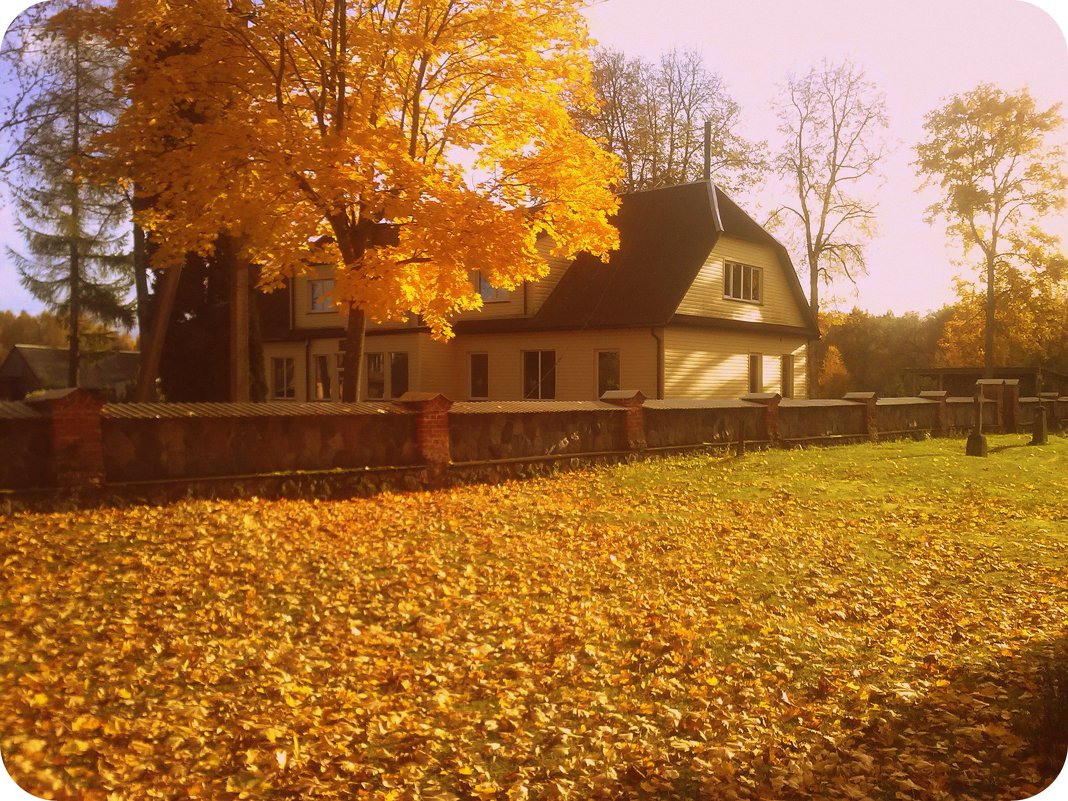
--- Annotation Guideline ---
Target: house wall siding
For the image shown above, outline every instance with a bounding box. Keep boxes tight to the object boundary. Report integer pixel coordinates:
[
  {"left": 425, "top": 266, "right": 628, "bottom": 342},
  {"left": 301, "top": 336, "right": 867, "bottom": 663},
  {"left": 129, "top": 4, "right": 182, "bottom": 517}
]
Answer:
[
  {"left": 664, "top": 327, "right": 808, "bottom": 398},
  {"left": 676, "top": 235, "right": 806, "bottom": 328},
  {"left": 452, "top": 328, "right": 658, "bottom": 401}
]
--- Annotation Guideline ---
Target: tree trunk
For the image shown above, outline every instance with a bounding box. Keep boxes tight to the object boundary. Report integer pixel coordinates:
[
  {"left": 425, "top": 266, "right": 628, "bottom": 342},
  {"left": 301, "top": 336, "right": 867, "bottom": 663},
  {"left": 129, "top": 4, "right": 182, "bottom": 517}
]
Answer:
[
  {"left": 340, "top": 303, "right": 366, "bottom": 402},
  {"left": 68, "top": 240, "right": 80, "bottom": 388},
  {"left": 807, "top": 254, "right": 820, "bottom": 398},
  {"left": 134, "top": 263, "right": 182, "bottom": 401},
  {"left": 227, "top": 237, "right": 250, "bottom": 402},
  {"left": 984, "top": 252, "right": 995, "bottom": 377}
]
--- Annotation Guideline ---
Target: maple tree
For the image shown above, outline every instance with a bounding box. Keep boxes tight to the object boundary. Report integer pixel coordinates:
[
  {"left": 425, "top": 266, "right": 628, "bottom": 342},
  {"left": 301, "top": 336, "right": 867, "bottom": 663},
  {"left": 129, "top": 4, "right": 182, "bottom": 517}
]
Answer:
[
  {"left": 768, "top": 60, "right": 889, "bottom": 396},
  {"left": 2, "top": 438, "right": 1066, "bottom": 799},
  {"left": 915, "top": 84, "right": 1067, "bottom": 375},
  {"left": 96, "top": 0, "right": 621, "bottom": 401}
]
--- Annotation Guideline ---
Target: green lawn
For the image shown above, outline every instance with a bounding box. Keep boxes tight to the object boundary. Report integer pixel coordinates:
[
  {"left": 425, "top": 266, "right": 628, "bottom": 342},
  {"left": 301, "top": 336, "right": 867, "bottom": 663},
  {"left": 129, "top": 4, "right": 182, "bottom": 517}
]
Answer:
[{"left": 1, "top": 434, "right": 1066, "bottom": 800}]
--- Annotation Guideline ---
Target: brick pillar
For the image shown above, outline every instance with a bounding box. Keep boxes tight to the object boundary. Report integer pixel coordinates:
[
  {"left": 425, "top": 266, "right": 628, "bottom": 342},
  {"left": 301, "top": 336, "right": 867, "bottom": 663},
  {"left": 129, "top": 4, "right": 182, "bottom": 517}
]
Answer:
[
  {"left": 600, "top": 389, "right": 647, "bottom": 451},
  {"left": 918, "top": 391, "right": 949, "bottom": 435},
  {"left": 742, "top": 392, "right": 781, "bottom": 446},
  {"left": 393, "top": 392, "right": 453, "bottom": 466},
  {"left": 1002, "top": 380, "right": 1020, "bottom": 433},
  {"left": 24, "top": 388, "right": 105, "bottom": 487},
  {"left": 843, "top": 392, "right": 879, "bottom": 441}
]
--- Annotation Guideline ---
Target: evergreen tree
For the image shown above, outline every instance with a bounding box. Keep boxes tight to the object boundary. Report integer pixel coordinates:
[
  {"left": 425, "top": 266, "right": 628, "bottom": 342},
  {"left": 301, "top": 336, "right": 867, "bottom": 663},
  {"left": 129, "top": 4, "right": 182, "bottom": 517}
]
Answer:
[{"left": 2, "top": 0, "right": 133, "bottom": 387}]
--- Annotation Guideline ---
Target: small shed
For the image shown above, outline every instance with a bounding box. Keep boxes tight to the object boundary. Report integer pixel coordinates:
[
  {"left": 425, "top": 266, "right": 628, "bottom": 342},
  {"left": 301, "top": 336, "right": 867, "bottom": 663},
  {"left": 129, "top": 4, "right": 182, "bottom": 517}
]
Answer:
[{"left": 0, "top": 344, "right": 139, "bottom": 401}]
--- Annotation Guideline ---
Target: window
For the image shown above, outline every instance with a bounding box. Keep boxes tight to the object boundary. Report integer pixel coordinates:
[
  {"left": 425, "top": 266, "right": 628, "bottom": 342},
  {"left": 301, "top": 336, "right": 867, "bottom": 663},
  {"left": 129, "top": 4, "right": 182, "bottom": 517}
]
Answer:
[
  {"left": 313, "top": 354, "right": 333, "bottom": 400},
  {"left": 365, "top": 352, "right": 385, "bottom": 399},
  {"left": 469, "top": 353, "right": 489, "bottom": 399},
  {"left": 724, "top": 261, "right": 762, "bottom": 303},
  {"left": 365, "top": 351, "right": 409, "bottom": 399},
  {"left": 309, "top": 278, "right": 336, "bottom": 312},
  {"left": 473, "top": 270, "right": 510, "bottom": 303},
  {"left": 271, "top": 357, "right": 295, "bottom": 399},
  {"left": 748, "top": 353, "right": 763, "bottom": 394},
  {"left": 597, "top": 350, "right": 621, "bottom": 398},
  {"left": 781, "top": 354, "right": 795, "bottom": 399},
  {"left": 389, "top": 352, "right": 409, "bottom": 398},
  {"left": 522, "top": 350, "right": 556, "bottom": 399}
]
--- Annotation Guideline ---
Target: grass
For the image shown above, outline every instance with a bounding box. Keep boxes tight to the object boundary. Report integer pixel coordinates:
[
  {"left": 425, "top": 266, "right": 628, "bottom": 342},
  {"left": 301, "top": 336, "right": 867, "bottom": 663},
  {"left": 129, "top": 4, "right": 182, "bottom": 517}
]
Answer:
[{"left": 0, "top": 433, "right": 1066, "bottom": 801}]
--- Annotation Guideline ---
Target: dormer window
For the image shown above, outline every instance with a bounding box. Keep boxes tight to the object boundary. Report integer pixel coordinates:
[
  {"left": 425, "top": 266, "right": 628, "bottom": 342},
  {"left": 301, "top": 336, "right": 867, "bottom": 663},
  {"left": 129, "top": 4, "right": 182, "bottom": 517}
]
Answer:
[
  {"left": 473, "top": 270, "right": 510, "bottom": 303},
  {"left": 723, "top": 261, "right": 762, "bottom": 304},
  {"left": 309, "top": 278, "right": 336, "bottom": 312}
]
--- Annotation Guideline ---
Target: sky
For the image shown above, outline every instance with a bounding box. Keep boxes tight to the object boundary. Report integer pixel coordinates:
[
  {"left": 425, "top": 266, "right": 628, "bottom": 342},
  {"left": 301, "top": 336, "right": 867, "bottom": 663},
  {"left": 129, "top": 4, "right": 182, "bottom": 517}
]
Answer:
[{"left": 0, "top": 0, "right": 1066, "bottom": 319}]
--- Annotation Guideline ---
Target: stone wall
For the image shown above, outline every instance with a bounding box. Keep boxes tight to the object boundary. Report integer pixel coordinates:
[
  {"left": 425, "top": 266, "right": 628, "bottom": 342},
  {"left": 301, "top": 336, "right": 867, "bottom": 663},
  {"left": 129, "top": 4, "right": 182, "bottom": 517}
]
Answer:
[
  {"left": 3, "top": 383, "right": 1066, "bottom": 495},
  {"left": 449, "top": 402, "right": 624, "bottom": 462},
  {"left": 642, "top": 400, "right": 764, "bottom": 448},
  {"left": 101, "top": 402, "right": 420, "bottom": 482}
]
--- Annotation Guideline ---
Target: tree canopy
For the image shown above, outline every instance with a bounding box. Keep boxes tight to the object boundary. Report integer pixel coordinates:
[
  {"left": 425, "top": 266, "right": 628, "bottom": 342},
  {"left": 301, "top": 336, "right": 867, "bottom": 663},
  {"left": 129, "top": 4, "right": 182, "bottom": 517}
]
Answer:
[
  {"left": 574, "top": 48, "right": 766, "bottom": 195},
  {"left": 96, "top": 0, "right": 621, "bottom": 398},
  {"left": 915, "top": 83, "right": 1067, "bottom": 373}
]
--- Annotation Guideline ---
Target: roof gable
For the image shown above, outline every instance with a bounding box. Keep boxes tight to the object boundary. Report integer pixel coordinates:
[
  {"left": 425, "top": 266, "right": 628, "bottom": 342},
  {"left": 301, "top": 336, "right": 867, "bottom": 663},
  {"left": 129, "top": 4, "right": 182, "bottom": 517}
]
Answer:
[{"left": 531, "top": 181, "right": 817, "bottom": 334}]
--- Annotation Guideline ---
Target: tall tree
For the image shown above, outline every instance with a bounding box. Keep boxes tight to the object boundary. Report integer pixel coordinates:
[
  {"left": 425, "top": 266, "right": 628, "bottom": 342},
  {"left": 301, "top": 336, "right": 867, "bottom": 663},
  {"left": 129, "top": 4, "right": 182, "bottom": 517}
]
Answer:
[
  {"left": 576, "top": 48, "right": 767, "bottom": 194},
  {"left": 768, "top": 60, "right": 888, "bottom": 395},
  {"left": 3, "top": 0, "right": 134, "bottom": 388},
  {"left": 96, "top": 0, "right": 621, "bottom": 401},
  {"left": 915, "top": 84, "right": 1067, "bottom": 375}
]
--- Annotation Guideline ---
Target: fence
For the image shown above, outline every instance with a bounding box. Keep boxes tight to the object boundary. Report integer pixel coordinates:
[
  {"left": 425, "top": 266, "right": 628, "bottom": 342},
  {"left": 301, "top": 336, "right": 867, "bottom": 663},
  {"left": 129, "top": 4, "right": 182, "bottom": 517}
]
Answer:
[{"left": 1, "top": 380, "right": 1065, "bottom": 497}]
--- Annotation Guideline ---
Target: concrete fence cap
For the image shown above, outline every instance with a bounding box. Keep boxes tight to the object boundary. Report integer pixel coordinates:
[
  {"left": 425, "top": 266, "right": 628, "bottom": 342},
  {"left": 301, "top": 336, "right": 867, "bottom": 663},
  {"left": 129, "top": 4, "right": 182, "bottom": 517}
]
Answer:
[
  {"left": 740, "top": 392, "right": 781, "bottom": 404},
  {"left": 393, "top": 391, "right": 453, "bottom": 410},
  {"left": 600, "top": 389, "right": 646, "bottom": 404},
  {"left": 24, "top": 387, "right": 104, "bottom": 408},
  {"left": 975, "top": 378, "right": 1005, "bottom": 386},
  {"left": 843, "top": 392, "right": 878, "bottom": 401},
  {"left": 918, "top": 391, "right": 949, "bottom": 400}
]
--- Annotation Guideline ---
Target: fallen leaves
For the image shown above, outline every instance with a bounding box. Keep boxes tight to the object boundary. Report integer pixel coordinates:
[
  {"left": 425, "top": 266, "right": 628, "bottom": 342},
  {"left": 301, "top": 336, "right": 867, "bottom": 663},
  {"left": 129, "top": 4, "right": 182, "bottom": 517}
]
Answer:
[{"left": 0, "top": 437, "right": 1066, "bottom": 799}]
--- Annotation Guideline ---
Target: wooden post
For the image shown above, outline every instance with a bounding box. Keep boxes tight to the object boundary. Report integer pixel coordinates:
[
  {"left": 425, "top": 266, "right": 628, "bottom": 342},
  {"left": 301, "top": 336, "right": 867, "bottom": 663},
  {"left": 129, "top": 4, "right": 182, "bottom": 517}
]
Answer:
[{"left": 966, "top": 381, "right": 988, "bottom": 457}]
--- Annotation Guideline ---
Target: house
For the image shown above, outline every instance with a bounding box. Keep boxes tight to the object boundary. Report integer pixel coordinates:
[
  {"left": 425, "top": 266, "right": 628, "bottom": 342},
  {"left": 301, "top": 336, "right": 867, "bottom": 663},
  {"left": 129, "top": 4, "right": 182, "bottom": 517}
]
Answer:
[
  {"left": 259, "top": 180, "right": 820, "bottom": 402},
  {"left": 0, "top": 344, "right": 140, "bottom": 401}
]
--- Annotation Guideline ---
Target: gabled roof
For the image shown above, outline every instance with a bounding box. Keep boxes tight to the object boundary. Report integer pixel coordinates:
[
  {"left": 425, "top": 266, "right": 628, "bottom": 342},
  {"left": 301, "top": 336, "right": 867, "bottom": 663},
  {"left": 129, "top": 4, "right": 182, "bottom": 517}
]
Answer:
[
  {"left": 0, "top": 344, "right": 139, "bottom": 390},
  {"left": 458, "top": 180, "right": 818, "bottom": 335}
]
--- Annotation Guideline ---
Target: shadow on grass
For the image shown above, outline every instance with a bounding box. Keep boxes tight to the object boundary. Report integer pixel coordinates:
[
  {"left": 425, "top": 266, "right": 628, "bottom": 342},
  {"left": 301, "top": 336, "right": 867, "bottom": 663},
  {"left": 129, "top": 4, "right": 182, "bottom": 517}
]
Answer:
[{"left": 670, "top": 634, "right": 1068, "bottom": 801}]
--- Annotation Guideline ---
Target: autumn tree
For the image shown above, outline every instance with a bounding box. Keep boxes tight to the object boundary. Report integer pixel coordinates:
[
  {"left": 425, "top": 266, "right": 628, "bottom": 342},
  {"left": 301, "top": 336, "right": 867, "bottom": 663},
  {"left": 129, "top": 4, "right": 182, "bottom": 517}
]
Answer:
[
  {"left": 575, "top": 48, "right": 766, "bottom": 194},
  {"left": 2, "top": 0, "right": 134, "bottom": 388},
  {"left": 97, "top": 0, "right": 621, "bottom": 401},
  {"left": 768, "top": 60, "right": 888, "bottom": 395},
  {"left": 915, "top": 84, "right": 1067, "bottom": 375}
]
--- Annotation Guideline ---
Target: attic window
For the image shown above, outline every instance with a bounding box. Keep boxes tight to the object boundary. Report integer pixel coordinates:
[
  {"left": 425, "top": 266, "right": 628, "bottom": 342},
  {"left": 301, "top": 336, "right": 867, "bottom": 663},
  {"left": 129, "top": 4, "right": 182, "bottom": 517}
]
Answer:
[
  {"left": 472, "top": 270, "right": 510, "bottom": 303},
  {"left": 724, "top": 261, "right": 762, "bottom": 304}
]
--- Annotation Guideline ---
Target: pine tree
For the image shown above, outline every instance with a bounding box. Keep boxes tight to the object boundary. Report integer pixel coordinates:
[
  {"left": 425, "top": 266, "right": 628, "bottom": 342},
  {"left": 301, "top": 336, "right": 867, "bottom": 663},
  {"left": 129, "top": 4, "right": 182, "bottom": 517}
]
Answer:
[{"left": 3, "top": 0, "right": 133, "bottom": 387}]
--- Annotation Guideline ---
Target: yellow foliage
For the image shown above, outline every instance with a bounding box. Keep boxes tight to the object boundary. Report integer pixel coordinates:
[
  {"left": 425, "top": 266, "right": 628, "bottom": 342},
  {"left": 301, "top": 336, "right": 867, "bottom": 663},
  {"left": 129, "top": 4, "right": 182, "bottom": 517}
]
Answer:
[{"left": 95, "top": 0, "right": 621, "bottom": 339}]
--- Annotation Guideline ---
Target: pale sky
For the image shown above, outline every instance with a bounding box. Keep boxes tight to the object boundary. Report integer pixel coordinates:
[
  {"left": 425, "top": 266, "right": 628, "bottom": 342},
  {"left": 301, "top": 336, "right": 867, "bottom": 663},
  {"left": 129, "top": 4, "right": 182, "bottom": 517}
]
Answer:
[{"left": 0, "top": 0, "right": 1066, "bottom": 318}]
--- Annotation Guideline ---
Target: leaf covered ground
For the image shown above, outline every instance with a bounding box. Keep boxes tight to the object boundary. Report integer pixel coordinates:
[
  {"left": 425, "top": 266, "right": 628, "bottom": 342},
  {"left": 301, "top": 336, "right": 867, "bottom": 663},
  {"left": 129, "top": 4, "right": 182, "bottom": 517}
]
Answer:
[{"left": 1, "top": 434, "right": 1066, "bottom": 800}]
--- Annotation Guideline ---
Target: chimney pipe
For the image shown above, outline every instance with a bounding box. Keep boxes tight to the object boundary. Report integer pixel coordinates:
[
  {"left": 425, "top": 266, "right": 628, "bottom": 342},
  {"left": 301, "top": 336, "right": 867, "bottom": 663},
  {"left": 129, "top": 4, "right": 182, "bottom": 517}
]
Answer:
[{"left": 703, "top": 120, "right": 711, "bottom": 181}]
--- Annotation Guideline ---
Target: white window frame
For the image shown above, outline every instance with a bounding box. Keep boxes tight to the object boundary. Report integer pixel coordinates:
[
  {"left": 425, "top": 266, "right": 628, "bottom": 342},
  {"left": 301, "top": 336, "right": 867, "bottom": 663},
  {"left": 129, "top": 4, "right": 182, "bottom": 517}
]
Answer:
[
  {"left": 469, "top": 352, "right": 489, "bottom": 400},
  {"left": 596, "top": 349, "right": 621, "bottom": 398},
  {"left": 473, "top": 270, "right": 510, "bottom": 304},
  {"left": 364, "top": 351, "right": 409, "bottom": 400},
  {"left": 724, "top": 261, "right": 763, "bottom": 304},
  {"left": 522, "top": 350, "right": 556, "bottom": 400},
  {"left": 781, "top": 354, "right": 795, "bottom": 399},
  {"left": 270, "top": 357, "right": 296, "bottom": 399},
  {"left": 308, "top": 278, "right": 336, "bottom": 313},
  {"left": 748, "top": 353, "right": 763, "bottom": 394}
]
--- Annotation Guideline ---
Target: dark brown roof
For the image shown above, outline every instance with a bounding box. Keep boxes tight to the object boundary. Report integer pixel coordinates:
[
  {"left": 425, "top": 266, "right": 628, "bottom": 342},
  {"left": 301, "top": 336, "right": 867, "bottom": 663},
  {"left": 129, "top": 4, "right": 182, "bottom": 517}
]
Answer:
[
  {"left": 459, "top": 180, "right": 818, "bottom": 336},
  {"left": 0, "top": 345, "right": 139, "bottom": 390},
  {"left": 531, "top": 181, "right": 718, "bottom": 329}
]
